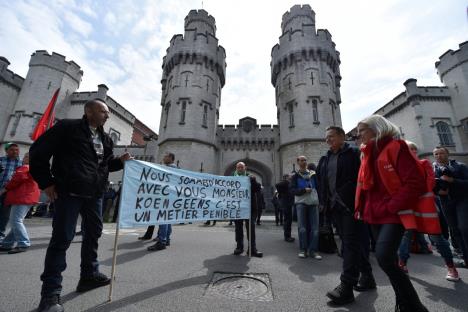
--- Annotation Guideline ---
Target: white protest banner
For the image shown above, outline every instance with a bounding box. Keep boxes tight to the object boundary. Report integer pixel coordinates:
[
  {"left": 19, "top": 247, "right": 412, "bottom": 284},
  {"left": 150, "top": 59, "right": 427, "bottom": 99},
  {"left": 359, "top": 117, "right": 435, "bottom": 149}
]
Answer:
[{"left": 118, "top": 160, "right": 251, "bottom": 228}]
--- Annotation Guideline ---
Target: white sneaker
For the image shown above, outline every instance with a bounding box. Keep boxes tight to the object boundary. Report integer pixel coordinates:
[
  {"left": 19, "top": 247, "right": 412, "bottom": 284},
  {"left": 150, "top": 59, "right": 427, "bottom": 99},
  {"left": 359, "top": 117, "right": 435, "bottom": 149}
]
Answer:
[
  {"left": 311, "top": 252, "right": 322, "bottom": 260},
  {"left": 298, "top": 251, "right": 306, "bottom": 258}
]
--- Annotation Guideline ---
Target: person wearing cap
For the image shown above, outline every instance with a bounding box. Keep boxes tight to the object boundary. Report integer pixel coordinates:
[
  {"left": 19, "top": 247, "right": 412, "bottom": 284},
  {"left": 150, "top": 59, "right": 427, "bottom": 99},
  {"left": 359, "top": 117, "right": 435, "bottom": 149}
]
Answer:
[{"left": 0, "top": 142, "right": 22, "bottom": 240}]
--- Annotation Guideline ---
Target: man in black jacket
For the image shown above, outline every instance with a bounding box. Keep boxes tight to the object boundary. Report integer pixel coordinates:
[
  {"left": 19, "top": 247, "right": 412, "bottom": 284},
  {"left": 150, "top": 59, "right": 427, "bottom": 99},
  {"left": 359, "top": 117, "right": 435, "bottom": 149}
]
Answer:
[
  {"left": 316, "top": 126, "right": 374, "bottom": 305},
  {"left": 433, "top": 146, "right": 468, "bottom": 267},
  {"left": 275, "top": 174, "right": 295, "bottom": 242},
  {"left": 30, "top": 99, "right": 131, "bottom": 312}
]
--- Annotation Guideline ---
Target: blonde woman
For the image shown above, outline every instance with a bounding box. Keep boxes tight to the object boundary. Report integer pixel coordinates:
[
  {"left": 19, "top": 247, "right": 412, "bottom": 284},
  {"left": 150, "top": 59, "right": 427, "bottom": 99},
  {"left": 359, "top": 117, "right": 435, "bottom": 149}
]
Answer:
[{"left": 355, "top": 115, "right": 428, "bottom": 312}]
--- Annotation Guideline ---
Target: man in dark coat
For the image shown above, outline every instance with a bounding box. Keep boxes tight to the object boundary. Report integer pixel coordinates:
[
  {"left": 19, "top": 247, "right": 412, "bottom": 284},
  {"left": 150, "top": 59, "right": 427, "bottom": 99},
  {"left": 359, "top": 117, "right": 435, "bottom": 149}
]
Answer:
[
  {"left": 30, "top": 99, "right": 131, "bottom": 312},
  {"left": 316, "top": 126, "right": 375, "bottom": 305},
  {"left": 275, "top": 174, "right": 295, "bottom": 242},
  {"left": 233, "top": 161, "right": 263, "bottom": 257}
]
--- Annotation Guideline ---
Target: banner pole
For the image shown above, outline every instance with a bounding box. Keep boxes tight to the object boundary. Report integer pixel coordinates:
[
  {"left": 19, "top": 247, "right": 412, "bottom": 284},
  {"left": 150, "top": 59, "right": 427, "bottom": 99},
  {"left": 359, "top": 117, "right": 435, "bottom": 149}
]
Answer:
[
  {"left": 108, "top": 160, "right": 128, "bottom": 302},
  {"left": 249, "top": 190, "right": 254, "bottom": 258},
  {"left": 108, "top": 223, "right": 120, "bottom": 302}
]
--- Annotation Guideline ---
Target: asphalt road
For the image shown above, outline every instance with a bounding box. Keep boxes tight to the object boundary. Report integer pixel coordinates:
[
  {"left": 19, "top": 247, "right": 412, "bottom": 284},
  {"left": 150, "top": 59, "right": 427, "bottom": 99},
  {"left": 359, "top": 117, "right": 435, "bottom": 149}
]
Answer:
[{"left": 1, "top": 217, "right": 467, "bottom": 312}]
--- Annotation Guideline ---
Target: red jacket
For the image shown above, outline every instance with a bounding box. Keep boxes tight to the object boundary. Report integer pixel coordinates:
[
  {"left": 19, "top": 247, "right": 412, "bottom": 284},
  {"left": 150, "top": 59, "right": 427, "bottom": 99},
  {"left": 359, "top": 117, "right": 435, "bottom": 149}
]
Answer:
[
  {"left": 4, "top": 165, "right": 40, "bottom": 206},
  {"left": 356, "top": 138, "right": 425, "bottom": 225}
]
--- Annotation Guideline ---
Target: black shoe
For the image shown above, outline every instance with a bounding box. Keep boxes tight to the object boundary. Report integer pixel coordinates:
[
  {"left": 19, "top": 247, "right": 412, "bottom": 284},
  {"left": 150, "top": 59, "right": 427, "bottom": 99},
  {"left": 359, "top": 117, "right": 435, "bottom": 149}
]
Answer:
[
  {"left": 166, "top": 240, "right": 171, "bottom": 246},
  {"left": 354, "top": 274, "right": 376, "bottom": 291},
  {"left": 233, "top": 247, "right": 244, "bottom": 255},
  {"left": 8, "top": 246, "right": 29, "bottom": 254},
  {"left": 256, "top": 222, "right": 261, "bottom": 226},
  {"left": 204, "top": 221, "right": 211, "bottom": 226},
  {"left": 138, "top": 235, "right": 152, "bottom": 240},
  {"left": 395, "top": 302, "right": 428, "bottom": 312},
  {"left": 284, "top": 237, "right": 295, "bottom": 243},
  {"left": 75, "top": 231, "right": 82, "bottom": 236},
  {"left": 37, "top": 295, "right": 64, "bottom": 312},
  {"left": 326, "top": 282, "right": 355, "bottom": 305},
  {"left": 248, "top": 249, "right": 263, "bottom": 258},
  {"left": 76, "top": 272, "right": 111, "bottom": 293},
  {"left": 147, "top": 241, "right": 166, "bottom": 251},
  {"left": 0, "top": 246, "right": 13, "bottom": 252}
]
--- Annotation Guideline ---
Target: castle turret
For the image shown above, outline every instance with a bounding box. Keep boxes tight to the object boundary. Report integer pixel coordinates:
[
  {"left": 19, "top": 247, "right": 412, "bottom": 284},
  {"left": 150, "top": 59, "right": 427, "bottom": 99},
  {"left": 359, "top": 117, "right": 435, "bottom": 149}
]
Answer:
[
  {"left": 157, "top": 9, "right": 226, "bottom": 173},
  {"left": 436, "top": 41, "right": 468, "bottom": 151},
  {"left": 3, "top": 50, "right": 83, "bottom": 148},
  {"left": 271, "top": 5, "right": 342, "bottom": 175}
]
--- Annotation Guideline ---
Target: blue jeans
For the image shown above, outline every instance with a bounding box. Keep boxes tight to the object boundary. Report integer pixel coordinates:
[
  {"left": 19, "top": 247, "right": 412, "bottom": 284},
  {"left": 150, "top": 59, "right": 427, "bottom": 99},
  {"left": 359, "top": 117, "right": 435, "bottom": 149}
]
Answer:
[
  {"left": 398, "top": 231, "right": 429, "bottom": 262},
  {"left": 157, "top": 224, "right": 172, "bottom": 244},
  {"left": 1, "top": 204, "right": 31, "bottom": 248},
  {"left": 0, "top": 194, "right": 11, "bottom": 238},
  {"left": 296, "top": 203, "right": 319, "bottom": 253},
  {"left": 399, "top": 230, "right": 453, "bottom": 264},
  {"left": 41, "top": 195, "right": 103, "bottom": 296}
]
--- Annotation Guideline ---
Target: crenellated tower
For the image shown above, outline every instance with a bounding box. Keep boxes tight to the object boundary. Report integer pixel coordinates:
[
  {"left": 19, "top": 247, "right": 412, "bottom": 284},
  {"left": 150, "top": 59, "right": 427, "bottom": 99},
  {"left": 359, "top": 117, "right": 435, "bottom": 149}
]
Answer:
[
  {"left": 436, "top": 41, "right": 468, "bottom": 152},
  {"left": 157, "top": 9, "right": 226, "bottom": 172},
  {"left": 2, "top": 50, "right": 82, "bottom": 150},
  {"left": 271, "top": 5, "right": 342, "bottom": 174}
]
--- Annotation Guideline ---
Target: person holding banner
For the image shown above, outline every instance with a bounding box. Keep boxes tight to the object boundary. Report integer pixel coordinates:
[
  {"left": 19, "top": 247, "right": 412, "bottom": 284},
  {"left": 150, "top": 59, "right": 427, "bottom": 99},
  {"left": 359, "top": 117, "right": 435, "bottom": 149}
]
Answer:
[
  {"left": 233, "top": 162, "right": 263, "bottom": 257},
  {"left": 30, "top": 99, "right": 131, "bottom": 312},
  {"left": 147, "top": 152, "right": 177, "bottom": 251}
]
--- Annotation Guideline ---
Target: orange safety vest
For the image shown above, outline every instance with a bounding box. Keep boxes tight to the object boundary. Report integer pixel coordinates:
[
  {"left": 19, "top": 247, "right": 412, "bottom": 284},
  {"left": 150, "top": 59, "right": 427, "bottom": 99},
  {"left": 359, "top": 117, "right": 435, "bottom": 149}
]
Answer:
[{"left": 356, "top": 140, "right": 441, "bottom": 234}]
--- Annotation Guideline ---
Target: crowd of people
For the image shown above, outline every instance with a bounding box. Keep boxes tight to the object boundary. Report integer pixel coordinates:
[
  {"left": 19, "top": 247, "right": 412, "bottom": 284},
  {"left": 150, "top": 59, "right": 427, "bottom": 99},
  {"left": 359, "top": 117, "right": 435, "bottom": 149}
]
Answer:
[{"left": 0, "top": 97, "right": 467, "bottom": 312}]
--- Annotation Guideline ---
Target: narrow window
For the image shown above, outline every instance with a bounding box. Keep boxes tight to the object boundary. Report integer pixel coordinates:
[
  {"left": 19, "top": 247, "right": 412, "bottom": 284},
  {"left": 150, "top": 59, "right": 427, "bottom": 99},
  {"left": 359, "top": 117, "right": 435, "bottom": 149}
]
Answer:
[
  {"left": 436, "top": 121, "right": 454, "bottom": 146},
  {"left": 288, "top": 103, "right": 294, "bottom": 127},
  {"left": 163, "top": 103, "right": 170, "bottom": 128},
  {"left": 9, "top": 113, "right": 21, "bottom": 136},
  {"left": 312, "top": 100, "right": 319, "bottom": 123},
  {"left": 180, "top": 101, "right": 186, "bottom": 124},
  {"left": 330, "top": 102, "right": 336, "bottom": 125},
  {"left": 202, "top": 105, "right": 208, "bottom": 127}
]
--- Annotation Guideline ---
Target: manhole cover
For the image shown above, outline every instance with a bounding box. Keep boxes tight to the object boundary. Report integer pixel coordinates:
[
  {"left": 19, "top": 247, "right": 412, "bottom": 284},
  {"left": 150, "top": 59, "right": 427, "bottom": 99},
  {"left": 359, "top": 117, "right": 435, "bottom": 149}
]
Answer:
[{"left": 205, "top": 272, "right": 273, "bottom": 301}]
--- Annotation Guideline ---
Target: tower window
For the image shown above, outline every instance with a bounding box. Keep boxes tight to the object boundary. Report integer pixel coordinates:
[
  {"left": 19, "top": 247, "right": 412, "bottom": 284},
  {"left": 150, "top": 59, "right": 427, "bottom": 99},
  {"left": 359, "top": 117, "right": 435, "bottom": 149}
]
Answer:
[
  {"left": 287, "top": 102, "right": 295, "bottom": 128},
  {"left": 179, "top": 100, "right": 187, "bottom": 124},
  {"left": 330, "top": 101, "right": 336, "bottom": 125},
  {"left": 436, "top": 121, "right": 454, "bottom": 146},
  {"left": 9, "top": 112, "right": 21, "bottom": 137},
  {"left": 202, "top": 105, "right": 208, "bottom": 128},
  {"left": 312, "top": 100, "right": 319, "bottom": 123},
  {"left": 163, "top": 102, "right": 170, "bottom": 129}
]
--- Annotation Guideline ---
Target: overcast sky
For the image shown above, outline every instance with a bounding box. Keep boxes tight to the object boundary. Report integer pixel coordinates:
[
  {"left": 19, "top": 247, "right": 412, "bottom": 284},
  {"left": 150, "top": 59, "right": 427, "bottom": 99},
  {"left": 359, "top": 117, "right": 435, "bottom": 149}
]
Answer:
[{"left": 0, "top": 0, "right": 466, "bottom": 132}]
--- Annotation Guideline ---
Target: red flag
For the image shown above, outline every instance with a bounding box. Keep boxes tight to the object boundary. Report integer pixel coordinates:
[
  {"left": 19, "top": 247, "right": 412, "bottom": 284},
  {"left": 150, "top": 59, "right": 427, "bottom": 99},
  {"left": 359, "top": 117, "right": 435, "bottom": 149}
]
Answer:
[{"left": 31, "top": 88, "right": 60, "bottom": 141}]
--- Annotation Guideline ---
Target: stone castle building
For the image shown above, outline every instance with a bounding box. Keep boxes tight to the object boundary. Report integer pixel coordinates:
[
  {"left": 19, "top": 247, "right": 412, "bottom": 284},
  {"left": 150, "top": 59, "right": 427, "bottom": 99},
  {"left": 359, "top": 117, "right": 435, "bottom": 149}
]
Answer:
[
  {"left": 0, "top": 51, "right": 157, "bottom": 159},
  {"left": 348, "top": 41, "right": 468, "bottom": 163},
  {"left": 156, "top": 5, "right": 342, "bottom": 204}
]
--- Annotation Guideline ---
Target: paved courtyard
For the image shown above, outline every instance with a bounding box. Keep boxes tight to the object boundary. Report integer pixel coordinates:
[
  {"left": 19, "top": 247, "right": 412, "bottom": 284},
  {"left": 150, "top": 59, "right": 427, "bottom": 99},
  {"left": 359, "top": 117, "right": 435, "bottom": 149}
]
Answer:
[{"left": 1, "top": 217, "right": 467, "bottom": 312}]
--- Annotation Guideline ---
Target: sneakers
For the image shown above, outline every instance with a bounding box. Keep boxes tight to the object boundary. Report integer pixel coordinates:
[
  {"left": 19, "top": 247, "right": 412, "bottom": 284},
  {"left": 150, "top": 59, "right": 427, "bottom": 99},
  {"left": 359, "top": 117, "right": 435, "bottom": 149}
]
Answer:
[
  {"left": 147, "top": 241, "right": 166, "bottom": 251},
  {"left": 76, "top": 272, "right": 111, "bottom": 293},
  {"left": 326, "top": 282, "right": 355, "bottom": 305},
  {"left": 298, "top": 251, "right": 306, "bottom": 258},
  {"left": 398, "top": 260, "right": 409, "bottom": 274},
  {"left": 0, "top": 246, "right": 13, "bottom": 252},
  {"left": 311, "top": 252, "right": 322, "bottom": 260},
  {"left": 37, "top": 295, "right": 64, "bottom": 312},
  {"left": 354, "top": 274, "right": 377, "bottom": 291},
  {"left": 446, "top": 265, "right": 460, "bottom": 282}
]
